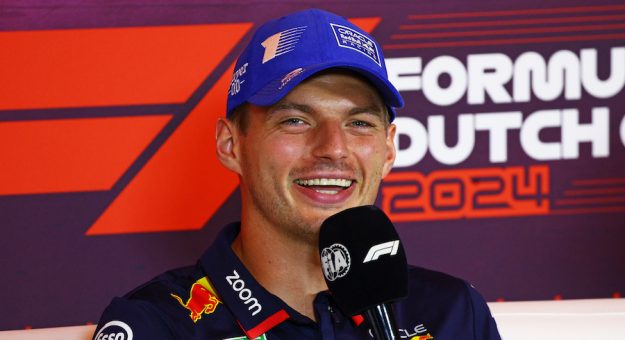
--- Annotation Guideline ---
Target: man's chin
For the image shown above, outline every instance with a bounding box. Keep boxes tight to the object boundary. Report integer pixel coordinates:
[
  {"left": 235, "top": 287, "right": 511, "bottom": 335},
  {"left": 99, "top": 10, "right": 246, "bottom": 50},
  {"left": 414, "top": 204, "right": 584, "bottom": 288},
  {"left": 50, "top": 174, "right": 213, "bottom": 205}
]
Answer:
[
  {"left": 307, "top": 205, "right": 354, "bottom": 226},
  {"left": 293, "top": 201, "right": 365, "bottom": 230}
]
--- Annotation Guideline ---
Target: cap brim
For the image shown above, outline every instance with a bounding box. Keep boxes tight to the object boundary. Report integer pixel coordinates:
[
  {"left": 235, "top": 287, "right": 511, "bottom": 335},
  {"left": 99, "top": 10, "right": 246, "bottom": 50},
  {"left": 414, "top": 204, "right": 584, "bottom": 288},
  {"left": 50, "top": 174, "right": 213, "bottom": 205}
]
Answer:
[{"left": 247, "top": 61, "right": 404, "bottom": 121}]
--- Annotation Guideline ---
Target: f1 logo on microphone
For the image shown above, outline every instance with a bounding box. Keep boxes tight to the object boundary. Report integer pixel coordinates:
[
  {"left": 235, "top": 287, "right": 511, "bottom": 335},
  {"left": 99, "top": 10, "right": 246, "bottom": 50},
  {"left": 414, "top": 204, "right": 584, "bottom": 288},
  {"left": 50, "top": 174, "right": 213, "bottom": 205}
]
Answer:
[{"left": 363, "top": 240, "right": 400, "bottom": 263}]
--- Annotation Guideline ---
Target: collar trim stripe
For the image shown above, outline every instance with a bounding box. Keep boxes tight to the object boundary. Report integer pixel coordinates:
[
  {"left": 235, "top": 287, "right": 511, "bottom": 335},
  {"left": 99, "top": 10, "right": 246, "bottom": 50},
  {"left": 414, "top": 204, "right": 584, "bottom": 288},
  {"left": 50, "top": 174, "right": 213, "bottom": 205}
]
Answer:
[{"left": 244, "top": 309, "right": 290, "bottom": 339}]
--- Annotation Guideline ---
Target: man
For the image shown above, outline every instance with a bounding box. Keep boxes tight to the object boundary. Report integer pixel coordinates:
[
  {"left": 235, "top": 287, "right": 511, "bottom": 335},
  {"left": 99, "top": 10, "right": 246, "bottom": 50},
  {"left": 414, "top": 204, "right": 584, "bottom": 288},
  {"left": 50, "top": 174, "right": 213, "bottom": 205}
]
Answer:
[{"left": 93, "top": 9, "right": 501, "bottom": 340}]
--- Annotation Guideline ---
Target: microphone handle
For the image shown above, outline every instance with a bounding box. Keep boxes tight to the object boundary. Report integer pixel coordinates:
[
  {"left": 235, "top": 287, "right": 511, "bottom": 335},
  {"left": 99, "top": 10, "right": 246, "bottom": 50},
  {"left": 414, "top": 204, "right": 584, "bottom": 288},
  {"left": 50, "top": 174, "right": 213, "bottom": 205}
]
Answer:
[{"left": 364, "top": 304, "right": 400, "bottom": 340}]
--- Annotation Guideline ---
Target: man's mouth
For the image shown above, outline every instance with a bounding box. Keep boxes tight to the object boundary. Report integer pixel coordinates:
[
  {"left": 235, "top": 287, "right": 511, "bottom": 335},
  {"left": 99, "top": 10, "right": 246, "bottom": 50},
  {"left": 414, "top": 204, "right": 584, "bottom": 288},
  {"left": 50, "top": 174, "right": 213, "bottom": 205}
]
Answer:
[{"left": 294, "top": 178, "right": 353, "bottom": 195}]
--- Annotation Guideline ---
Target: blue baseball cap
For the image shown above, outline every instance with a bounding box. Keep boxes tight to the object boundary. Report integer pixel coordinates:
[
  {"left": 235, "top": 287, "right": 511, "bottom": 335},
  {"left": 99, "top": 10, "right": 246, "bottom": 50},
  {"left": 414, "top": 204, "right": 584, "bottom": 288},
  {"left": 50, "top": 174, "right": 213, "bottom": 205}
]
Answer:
[{"left": 226, "top": 8, "right": 404, "bottom": 121}]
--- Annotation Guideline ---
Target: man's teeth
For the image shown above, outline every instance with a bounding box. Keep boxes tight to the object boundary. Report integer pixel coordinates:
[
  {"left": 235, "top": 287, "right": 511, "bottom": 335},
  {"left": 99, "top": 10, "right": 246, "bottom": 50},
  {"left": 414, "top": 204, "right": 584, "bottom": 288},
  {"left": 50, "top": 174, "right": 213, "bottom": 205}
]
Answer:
[{"left": 295, "top": 178, "right": 352, "bottom": 188}]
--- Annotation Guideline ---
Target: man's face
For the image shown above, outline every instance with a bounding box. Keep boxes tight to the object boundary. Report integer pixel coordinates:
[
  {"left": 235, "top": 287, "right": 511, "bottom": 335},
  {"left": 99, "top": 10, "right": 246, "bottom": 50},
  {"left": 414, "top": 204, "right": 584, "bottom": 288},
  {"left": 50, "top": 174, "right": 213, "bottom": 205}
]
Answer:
[{"left": 231, "top": 71, "right": 396, "bottom": 243}]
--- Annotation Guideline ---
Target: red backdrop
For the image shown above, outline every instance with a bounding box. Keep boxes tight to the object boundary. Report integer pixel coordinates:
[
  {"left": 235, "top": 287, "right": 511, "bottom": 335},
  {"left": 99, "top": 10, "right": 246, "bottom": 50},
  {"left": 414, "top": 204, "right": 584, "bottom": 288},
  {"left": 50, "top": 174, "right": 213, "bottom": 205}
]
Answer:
[{"left": 1, "top": 0, "right": 624, "bottom": 330}]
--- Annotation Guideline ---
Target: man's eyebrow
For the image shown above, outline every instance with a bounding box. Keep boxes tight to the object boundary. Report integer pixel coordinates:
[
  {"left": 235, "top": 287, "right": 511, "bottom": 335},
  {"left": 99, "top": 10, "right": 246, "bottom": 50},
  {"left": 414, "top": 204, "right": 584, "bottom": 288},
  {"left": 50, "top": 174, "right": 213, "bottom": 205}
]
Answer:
[
  {"left": 268, "top": 102, "right": 386, "bottom": 121},
  {"left": 349, "top": 105, "right": 386, "bottom": 120},
  {"left": 269, "top": 102, "right": 312, "bottom": 114}
]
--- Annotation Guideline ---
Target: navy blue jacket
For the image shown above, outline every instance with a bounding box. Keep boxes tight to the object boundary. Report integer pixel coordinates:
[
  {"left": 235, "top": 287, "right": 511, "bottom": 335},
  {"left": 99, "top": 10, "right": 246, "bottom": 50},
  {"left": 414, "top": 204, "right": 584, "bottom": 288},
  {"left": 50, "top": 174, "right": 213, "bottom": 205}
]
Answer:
[{"left": 93, "top": 223, "right": 501, "bottom": 340}]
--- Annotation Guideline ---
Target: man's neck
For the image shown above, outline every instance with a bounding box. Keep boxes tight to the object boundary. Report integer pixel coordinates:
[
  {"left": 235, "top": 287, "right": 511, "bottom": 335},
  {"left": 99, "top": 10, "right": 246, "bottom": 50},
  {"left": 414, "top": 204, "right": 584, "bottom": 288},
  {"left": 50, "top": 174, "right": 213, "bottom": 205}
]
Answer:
[{"left": 231, "top": 220, "right": 328, "bottom": 321}]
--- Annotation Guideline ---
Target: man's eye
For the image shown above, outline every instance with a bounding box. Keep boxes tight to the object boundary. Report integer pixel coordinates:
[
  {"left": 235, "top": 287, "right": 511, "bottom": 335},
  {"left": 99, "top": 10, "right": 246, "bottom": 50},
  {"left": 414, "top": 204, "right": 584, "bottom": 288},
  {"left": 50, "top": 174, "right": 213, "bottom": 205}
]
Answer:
[
  {"left": 351, "top": 120, "right": 374, "bottom": 128},
  {"left": 282, "top": 118, "right": 306, "bottom": 125}
]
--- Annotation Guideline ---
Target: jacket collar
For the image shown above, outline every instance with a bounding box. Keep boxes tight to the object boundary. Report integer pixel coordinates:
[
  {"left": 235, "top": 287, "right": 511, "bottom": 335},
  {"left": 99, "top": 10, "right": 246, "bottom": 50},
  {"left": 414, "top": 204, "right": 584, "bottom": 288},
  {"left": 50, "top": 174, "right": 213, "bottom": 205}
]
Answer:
[{"left": 200, "top": 223, "right": 290, "bottom": 339}]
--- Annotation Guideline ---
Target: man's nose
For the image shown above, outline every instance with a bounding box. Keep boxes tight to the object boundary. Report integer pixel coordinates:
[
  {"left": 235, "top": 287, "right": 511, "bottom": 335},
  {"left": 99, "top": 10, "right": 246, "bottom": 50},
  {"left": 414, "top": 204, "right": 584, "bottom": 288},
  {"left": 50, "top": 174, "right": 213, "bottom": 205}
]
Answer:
[{"left": 311, "top": 121, "right": 349, "bottom": 160}]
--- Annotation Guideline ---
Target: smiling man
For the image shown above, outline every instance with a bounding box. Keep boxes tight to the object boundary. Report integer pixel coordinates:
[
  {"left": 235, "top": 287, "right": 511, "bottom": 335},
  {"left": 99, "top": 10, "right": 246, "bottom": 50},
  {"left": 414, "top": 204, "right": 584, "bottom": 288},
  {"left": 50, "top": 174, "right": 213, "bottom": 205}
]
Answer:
[
  {"left": 218, "top": 69, "right": 396, "bottom": 321},
  {"left": 93, "top": 9, "right": 500, "bottom": 340}
]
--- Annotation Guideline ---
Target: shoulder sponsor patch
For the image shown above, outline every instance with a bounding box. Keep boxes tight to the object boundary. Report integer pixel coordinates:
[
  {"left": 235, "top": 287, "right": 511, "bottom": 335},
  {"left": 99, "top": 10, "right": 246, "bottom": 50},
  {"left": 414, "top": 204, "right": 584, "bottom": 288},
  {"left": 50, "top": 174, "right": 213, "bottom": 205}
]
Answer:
[
  {"left": 330, "top": 23, "right": 381, "bottom": 66},
  {"left": 171, "top": 276, "right": 221, "bottom": 322},
  {"left": 94, "top": 320, "right": 133, "bottom": 340}
]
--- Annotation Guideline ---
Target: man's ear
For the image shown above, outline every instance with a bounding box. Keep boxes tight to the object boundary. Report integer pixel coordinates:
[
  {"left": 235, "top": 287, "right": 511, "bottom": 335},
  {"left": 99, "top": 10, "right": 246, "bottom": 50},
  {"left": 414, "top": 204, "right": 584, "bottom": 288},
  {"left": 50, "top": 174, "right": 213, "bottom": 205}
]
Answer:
[
  {"left": 381, "top": 123, "right": 396, "bottom": 178},
  {"left": 215, "top": 118, "right": 242, "bottom": 175}
]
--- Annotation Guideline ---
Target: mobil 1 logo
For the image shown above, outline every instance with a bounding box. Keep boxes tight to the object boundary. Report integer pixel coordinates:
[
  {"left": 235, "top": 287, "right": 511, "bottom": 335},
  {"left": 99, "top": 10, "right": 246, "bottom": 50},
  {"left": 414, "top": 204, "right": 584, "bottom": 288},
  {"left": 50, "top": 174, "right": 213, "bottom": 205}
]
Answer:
[{"left": 93, "top": 321, "right": 133, "bottom": 340}]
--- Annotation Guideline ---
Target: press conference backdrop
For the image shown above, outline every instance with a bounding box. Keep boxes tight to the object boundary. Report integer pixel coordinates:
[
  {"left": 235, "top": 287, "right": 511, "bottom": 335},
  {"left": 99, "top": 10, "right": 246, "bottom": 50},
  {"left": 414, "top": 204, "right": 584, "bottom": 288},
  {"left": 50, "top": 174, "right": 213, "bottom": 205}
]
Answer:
[{"left": 1, "top": 0, "right": 624, "bottom": 330}]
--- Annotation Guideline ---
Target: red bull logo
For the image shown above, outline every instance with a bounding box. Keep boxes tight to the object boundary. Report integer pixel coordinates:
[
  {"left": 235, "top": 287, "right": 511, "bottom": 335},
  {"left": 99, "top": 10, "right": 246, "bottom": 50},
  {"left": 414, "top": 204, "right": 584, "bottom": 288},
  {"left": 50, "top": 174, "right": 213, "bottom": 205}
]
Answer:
[
  {"left": 411, "top": 334, "right": 434, "bottom": 340},
  {"left": 171, "top": 276, "right": 221, "bottom": 322}
]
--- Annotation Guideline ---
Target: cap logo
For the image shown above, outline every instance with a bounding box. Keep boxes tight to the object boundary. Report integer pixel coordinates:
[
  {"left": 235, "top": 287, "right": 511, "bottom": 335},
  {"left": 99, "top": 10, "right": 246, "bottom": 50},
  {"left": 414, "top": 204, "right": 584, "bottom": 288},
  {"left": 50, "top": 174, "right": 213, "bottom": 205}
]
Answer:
[
  {"left": 261, "top": 26, "right": 307, "bottom": 64},
  {"left": 320, "top": 243, "right": 351, "bottom": 281},
  {"left": 330, "top": 23, "right": 381, "bottom": 66},
  {"left": 229, "top": 62, "right": 249, "bottom": 97},
  {"left": 279, "top": 68, "right": 304, "bottom": 90}
]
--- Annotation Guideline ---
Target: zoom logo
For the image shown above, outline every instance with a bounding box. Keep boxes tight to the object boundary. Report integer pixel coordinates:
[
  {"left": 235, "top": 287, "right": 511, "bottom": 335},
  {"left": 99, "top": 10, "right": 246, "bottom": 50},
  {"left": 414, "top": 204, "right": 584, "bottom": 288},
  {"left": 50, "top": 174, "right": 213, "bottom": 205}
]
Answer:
[{"left": 225, "top": 270, "right": 262, "bottom": 316}]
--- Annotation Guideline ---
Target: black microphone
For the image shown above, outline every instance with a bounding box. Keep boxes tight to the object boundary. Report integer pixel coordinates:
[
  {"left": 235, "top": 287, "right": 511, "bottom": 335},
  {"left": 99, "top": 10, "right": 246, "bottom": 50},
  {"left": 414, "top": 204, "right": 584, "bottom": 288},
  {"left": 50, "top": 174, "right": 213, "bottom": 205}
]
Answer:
[{"left": 319, "top": 205, "right": 408, "bottom": 340}]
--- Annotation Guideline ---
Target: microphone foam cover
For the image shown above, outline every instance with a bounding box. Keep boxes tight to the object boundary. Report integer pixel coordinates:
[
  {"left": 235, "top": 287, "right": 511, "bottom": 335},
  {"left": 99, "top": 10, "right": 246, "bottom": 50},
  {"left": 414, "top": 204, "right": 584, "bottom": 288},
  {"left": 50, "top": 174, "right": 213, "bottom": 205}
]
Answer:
[{"left": 319, "top": 205, "right": 408, "bottom": 316}]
